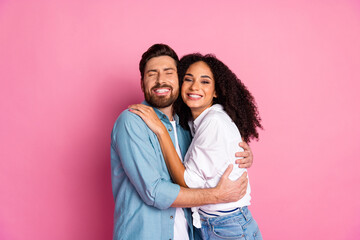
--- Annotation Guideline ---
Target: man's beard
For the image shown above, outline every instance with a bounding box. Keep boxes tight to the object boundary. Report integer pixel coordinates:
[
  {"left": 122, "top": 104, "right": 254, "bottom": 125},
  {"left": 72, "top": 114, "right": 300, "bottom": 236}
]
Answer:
[{"left": 144, "top": 84, "right": 179, "bottom": 109}]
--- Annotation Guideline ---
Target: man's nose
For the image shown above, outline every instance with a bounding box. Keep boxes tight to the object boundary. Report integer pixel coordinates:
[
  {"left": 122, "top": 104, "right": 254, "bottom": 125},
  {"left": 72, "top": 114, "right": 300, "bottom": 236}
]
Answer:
[{"left": 156, "top": 72, "right": 166, "bottom": 84}]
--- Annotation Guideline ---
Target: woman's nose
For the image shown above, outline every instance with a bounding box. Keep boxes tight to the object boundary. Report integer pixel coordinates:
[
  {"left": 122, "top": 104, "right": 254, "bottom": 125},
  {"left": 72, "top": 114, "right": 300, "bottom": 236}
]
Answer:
[{"left": 189, "top": 80, "right": 199, "bottom": 90}]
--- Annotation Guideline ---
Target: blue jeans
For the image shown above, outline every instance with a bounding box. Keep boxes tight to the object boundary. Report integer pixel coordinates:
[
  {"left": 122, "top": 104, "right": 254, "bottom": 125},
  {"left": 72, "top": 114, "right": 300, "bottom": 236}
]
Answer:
[{"left": 199, "top": 206, "right": 262, "bottom": 240}]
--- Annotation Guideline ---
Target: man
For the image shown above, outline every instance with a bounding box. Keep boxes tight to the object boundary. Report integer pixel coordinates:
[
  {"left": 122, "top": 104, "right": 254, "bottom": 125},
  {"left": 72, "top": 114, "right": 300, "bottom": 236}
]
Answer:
[{"left": 111, "top": 44, "right": 253, "bottom": 240}]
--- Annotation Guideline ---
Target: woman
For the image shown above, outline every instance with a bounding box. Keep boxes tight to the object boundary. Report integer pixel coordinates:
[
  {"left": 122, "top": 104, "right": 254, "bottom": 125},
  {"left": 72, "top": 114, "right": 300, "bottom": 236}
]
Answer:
[{"left": 130, "top": 53, "right": 263, "bottom": 240}]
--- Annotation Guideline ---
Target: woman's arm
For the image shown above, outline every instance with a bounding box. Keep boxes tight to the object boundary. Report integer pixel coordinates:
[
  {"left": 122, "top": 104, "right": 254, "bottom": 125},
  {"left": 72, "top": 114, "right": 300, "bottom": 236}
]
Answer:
[
  {"left": 128, "top": 104, "right": 188, "bottom": 187},
  {"left": 154, "top": 127, "right": 187, "bottom": 187}
]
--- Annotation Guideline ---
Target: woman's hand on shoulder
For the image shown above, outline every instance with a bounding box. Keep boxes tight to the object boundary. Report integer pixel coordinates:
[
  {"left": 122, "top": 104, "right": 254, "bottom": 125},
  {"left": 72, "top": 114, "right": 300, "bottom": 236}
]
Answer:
[{"left": 128, "top": 104, "right": 166, "bottom": 136}]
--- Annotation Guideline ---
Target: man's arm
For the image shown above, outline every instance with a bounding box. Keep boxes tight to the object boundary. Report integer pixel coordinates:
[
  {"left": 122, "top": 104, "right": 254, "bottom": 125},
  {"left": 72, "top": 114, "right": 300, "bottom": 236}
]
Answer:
[
  {"left": 112, "top": 111, "right": 180, "bottom": 210},
  {"left": 171, "top": 165, "right": 248, "bottom": 208}
]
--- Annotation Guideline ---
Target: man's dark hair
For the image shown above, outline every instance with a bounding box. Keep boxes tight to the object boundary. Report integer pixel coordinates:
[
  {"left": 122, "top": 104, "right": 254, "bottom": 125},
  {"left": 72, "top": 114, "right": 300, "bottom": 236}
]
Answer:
[
  {"left": 139, "top": 44, "right": 179, "bottom": 80},
  {"left": 175, "top": 53, "right": 263, "bottom": 143}
]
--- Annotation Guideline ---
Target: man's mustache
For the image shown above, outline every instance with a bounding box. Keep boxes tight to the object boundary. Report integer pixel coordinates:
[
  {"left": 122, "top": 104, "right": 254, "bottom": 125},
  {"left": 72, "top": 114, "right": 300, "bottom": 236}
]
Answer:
[{"left": 151, "top": 84, "right": 173, "bottom": 91}]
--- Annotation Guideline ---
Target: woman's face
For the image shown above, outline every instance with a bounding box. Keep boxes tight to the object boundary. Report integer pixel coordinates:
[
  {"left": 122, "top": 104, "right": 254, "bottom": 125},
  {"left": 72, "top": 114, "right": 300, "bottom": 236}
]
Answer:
[{"left": 181, "top": 61, "right": 217, "bottom": 119}]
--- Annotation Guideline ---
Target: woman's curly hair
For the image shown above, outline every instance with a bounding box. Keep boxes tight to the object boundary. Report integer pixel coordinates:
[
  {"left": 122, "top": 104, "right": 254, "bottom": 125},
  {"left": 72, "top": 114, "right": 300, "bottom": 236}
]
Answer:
[{"left": 174, "top": 53, "right": 262, "bottom": 143}]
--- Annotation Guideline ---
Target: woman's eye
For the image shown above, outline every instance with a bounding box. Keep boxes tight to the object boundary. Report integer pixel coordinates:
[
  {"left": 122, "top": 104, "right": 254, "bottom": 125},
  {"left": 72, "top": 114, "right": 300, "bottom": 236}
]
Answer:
[
  {"left": 184, "top": 78, "right": 192, "bottom": 82},
  {"left": 201, "top": 81, "right": 210, "bottom": 84}
]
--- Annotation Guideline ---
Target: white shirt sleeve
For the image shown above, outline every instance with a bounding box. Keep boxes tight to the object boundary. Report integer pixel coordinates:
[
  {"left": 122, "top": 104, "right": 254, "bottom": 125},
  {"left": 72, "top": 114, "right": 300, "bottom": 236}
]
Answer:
[{"left": 184, "top": 116, "right": 229, "bottom": 188}]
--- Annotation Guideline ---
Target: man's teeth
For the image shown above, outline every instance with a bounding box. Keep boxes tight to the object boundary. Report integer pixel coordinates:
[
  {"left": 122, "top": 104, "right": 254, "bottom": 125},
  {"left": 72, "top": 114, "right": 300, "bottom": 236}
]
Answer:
[
  {"left": 189, "top": 94, "right": 201, "bottom": 99},
  {"left": 155, "top": 89, "right": 170, "bottom": 93}
]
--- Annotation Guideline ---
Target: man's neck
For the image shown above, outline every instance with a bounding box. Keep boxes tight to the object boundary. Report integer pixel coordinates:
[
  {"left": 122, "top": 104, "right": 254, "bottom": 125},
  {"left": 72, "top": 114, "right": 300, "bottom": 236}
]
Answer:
[{"left": 158, "top": 105, "right": 174, "bottom": 121}]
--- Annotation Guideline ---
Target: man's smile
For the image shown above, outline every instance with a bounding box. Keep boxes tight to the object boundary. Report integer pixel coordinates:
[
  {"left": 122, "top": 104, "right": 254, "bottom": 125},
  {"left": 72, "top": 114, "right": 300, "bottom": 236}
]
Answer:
[{"left": 152, "top": 87, "right": 171, "bottom": 96}]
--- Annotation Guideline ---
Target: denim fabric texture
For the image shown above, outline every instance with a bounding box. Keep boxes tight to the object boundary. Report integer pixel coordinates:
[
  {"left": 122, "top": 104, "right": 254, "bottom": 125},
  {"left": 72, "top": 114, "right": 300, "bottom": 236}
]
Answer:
[
  {"left": 200, "top": 207, "right": 262, "bottom": 240},
  {"left": 111, "top": 101, "right": 195, "bottom": 240}
]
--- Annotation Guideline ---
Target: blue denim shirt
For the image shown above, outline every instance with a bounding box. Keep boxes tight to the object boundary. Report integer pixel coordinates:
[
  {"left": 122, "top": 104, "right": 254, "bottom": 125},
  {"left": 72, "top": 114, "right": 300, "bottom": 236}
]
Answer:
[{"left": 111, "top": 101, "right": 196, "bottom": 240}]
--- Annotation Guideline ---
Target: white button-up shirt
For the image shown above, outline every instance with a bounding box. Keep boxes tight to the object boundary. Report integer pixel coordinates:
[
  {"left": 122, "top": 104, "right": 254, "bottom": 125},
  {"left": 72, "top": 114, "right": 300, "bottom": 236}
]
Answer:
[{"left": 183, "top": 104, "right": 251, "bottom": 227}]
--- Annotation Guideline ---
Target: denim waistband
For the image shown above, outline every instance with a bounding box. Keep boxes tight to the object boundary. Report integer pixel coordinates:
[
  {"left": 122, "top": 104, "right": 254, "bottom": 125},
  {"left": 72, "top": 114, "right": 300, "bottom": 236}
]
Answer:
[{"left": 199, "top": 206, "right": 248, "bottom": 218}]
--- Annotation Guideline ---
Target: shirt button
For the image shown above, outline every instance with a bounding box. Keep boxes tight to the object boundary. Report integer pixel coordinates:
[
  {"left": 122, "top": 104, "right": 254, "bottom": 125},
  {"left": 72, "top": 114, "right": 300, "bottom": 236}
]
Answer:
[
  {"left": 168, "top": 128, "right": 172, "bottom": 132},
  {"left": 170, "top": 215, "right": 173, "bottom": 219}
]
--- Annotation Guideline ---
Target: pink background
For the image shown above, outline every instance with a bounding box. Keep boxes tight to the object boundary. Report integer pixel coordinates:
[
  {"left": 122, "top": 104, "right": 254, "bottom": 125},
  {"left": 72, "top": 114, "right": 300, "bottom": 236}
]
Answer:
[{"left": 1, "top": 0, "right": 360, "bottom": 239}]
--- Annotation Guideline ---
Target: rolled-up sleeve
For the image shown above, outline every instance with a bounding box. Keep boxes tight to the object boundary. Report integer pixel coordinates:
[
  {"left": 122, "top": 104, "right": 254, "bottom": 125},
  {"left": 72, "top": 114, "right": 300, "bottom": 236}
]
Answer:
[{"left": 111, "top": 111, "right": 180, "bottom": 209}]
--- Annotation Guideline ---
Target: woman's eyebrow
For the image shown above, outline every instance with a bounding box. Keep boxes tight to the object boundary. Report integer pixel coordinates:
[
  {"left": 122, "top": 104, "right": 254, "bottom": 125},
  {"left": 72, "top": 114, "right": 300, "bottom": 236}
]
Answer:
[{"left": 201, "top": 75, "right": 212, "bottom": 79}]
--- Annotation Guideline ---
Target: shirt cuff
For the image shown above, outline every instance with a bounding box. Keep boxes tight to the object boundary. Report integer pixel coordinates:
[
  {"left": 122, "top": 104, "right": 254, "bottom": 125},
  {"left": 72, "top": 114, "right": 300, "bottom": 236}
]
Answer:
[{"left": 153, "top": 181, "right": 180, "bottom": 210}]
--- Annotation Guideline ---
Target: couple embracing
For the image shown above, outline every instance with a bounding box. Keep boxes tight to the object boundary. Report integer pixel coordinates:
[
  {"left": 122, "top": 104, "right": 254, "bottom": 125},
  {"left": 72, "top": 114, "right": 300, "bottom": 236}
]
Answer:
[{"left": 111, "top": 44, "right": 263, "bottom": 240}]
